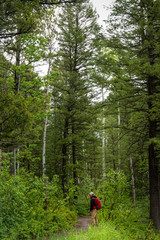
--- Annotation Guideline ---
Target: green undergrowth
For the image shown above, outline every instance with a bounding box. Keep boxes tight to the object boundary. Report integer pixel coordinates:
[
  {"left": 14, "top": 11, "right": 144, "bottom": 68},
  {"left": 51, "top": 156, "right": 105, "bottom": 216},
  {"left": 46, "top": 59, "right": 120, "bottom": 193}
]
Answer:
[
  {"left": 49, "top": 169, "right": 160, "bottom": 240},
  {"left": 49, "top": 200, "right": 160, "bottom": 240},
  {"left": 1, "top": 170, "right": 160, "bottom": 240},
  {"left": 50, "top": 220, "right": 160, "bottom": 240},
  {"left": 0, "top": 172, "right": 77, "bottom": 240}
]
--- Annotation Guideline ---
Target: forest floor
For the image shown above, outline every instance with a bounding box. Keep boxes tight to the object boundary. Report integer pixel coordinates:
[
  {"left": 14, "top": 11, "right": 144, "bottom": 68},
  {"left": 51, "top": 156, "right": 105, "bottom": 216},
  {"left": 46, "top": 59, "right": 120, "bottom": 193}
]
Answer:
[
  {"left": 75, "top": 215, "right": 91, "bottom": 231},
  {"left": 55, "top": 215, "right": 91, "bottom": 239}
]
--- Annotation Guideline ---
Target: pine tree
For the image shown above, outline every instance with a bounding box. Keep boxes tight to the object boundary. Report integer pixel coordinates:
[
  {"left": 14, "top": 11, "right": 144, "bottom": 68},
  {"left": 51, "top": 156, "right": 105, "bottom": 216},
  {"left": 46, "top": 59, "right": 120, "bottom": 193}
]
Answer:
[
  {"left": 47, "top": 0, "right": 101, "bottom": 194},
  {"left": 105, "top": 0, "right": 160, "bottom": 229}
]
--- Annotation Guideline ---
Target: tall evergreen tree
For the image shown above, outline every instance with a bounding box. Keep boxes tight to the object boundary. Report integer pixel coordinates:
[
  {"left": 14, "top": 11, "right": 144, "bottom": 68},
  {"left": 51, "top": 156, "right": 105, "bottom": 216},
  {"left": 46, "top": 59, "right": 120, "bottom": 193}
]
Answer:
[
  {"left": 104, "top": 0, "right": 160, "bottom": 229},
  {"left": 47, "top": 0, "right": 101, "bottom": 194}
]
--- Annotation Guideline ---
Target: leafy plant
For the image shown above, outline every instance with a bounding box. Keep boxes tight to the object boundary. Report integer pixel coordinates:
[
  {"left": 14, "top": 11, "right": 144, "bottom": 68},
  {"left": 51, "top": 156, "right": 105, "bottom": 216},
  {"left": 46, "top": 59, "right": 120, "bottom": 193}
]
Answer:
[{"left": 0, "top": 173, "right": 77, "bottom": 239}]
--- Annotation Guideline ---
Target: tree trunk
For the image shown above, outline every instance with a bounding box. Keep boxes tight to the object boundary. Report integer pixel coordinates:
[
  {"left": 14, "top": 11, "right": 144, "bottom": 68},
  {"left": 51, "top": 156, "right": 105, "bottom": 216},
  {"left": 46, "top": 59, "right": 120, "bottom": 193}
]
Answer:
[
  {"left": 0, "top": 149, "right": 2, "bottom": 175},
  {"left": 10, "top": 149, "right": 14, "bottom": 175},
  {"left": 102, "top": 87, "right": 106, "bottom": 176},
  {"left": 17, "top": 147, "right": 20, "bottom": 175},
  {"left": 146, "top": 1, "right": 160, "bottom": 228},
  {"left": 42, "top": 115, "right": 48, "bottom": 176},
  {"left": 14, "top": 148, "right": 16, "bottom": 175},
  {"left": 42, "top": 51, "right": 52, "bottom": 177},
  {"left": 118, "top": 102, "right": 121, "bottom": 171},
  {"left": 112, "top": 148, "right": 116, "bottom": 171},
  {"left": 14, "top": 29, "right": 21, "bottom": 94},
  {"left": 62, "top": 117, "right": 69, "bottom": 195},
  {"left": 149, "top": 136, "right": 160, "bottom": 229},
  {"left": 129, "top": 154, "right": 136, "bottom": 204},
  {"left": 148, "top": 93, "right": 160, "bottom": 228},
  {"left": 72, "top": 124, "right": 77, "bottom": 199},
  {"left": 147, "top": 15, "right": 160, "bottom": 227}
]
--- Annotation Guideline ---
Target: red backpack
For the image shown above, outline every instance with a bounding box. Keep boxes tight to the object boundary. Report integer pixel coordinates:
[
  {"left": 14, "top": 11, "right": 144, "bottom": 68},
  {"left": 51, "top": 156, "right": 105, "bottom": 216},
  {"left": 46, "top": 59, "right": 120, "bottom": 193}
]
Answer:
[{"left": 94, "top": 198, "right": 101, "bottom": 210}]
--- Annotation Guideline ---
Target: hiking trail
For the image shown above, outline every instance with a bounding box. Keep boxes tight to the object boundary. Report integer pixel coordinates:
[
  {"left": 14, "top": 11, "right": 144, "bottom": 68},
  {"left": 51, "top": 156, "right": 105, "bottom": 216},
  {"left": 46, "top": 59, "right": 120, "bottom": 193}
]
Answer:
[
  {"left": 55, "top": 215, "right": 91, "bottom": 239},
  {"left": 75, "top": 215, "right": 91, "bottom": 231}
]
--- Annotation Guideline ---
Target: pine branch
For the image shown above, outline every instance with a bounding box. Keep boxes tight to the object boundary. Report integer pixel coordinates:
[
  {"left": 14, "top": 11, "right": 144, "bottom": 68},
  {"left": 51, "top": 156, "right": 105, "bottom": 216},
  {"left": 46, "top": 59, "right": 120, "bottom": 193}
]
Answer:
[{"left": 22, "top": 0, "right": 78, "bottom": 4}]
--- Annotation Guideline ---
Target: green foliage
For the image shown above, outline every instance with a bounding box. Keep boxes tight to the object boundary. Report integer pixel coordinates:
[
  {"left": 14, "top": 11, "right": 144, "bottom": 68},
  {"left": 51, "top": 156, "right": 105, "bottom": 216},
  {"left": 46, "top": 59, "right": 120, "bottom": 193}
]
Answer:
[
  {"left": 54, "top": 222, "right": 129, "bottom": 240},
  {"left": 104, "top": 0, "right": 160, "bottom": 228},
  {"left": 0, "top": 173, "right": 77, "bottom": 239},
  {"left": 21, "top": 33, "right": 47, "bottom": 63},
  {"left": 51, "top": 187, "right": 159, "bottom": 240},
  {"left": 53, "top": 218, "right": 160, "bottom": 240},
  {"left": 97, "top": 170, "right": 130, "bottom": 221},
  {"left": 0, "top": 0, "right": 41, "bottom": 39},
  {"left": 45, "top": 0, "right": 102, "bottom": 194},
  {"left": 74, "top": 178, "right": 95, "bottom": 216},
  {"left": 1, "top": 0, "right": 160, "bottom": 237},
  {"left": 0, "top": 89, "right": 45, "bottom": 148}
]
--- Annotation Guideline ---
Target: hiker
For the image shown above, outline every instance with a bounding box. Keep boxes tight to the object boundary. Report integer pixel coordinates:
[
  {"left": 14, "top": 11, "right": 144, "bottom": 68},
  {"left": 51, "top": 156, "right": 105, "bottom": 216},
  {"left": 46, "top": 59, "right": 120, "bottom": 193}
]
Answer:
[{"left": 89, "top": 192, "right": 100, "bottom": 226}]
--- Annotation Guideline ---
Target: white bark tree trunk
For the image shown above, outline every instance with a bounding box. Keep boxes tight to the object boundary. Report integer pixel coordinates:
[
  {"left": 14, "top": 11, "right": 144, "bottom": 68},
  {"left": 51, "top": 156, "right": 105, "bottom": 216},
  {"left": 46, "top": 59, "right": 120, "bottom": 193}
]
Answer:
[
  {"left": 42, "top": 58, "right": 51, "bottom": 176},
  {"left": 118, "top": 103, "right": 121, "bottom": 171},
  {"left": 42, "top": 13, "right": 55, "bottom": 177},
  {"left": 42, "top": 115, "right": 48, "bottom": 176},
  {"left": 102, "top": 87, "right": 106, "bottom": 176}
]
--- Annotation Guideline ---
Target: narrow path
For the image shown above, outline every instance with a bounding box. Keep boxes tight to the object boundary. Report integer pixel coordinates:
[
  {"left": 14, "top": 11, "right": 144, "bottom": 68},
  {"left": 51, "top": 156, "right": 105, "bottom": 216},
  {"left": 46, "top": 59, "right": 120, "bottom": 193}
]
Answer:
[
  {"left": 55, "top": 215, "right": 91, "bottom": 239},
  {"left": 75, "top": 215, "right": 91, "bottom": 231}
]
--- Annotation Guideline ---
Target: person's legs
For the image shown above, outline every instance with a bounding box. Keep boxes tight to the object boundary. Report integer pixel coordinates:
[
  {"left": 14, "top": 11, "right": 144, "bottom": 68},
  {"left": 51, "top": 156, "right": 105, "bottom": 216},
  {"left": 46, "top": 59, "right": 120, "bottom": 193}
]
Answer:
[
  {"left": 95, "top": 210, "right": 98, "bottom": 226},
  {"left": 91, "top": 209, "right": 98, "bottom": 225}
]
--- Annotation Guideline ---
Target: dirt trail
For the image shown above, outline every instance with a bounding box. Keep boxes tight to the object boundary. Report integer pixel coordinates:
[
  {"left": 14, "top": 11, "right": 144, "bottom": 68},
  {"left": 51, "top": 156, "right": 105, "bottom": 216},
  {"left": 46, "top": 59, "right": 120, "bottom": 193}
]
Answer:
[
  {"left": 75, "top": 215, "right": 91, "bottom": 231},
  {"left": 55, "top": 215, "right": 91, "bottom": 239}
]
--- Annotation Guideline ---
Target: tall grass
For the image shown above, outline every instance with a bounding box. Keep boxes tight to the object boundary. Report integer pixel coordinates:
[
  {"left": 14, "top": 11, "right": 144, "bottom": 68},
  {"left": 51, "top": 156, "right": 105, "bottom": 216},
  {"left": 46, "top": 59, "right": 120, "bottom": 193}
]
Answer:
[
  {"left": 50, "top": 222, "right": 129, "bottom": 240},
  {"left": 50, "top": 221, "right": 160, "bottom": 240}
]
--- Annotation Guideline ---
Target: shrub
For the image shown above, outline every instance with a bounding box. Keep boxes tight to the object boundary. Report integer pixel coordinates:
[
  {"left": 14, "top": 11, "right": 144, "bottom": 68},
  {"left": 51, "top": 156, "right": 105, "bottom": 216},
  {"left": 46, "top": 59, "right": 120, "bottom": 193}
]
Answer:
[
  {"left": 74, "top": 177, "right": 95, "bottom": 216},
  {"left": 97, "top": 169, "right": 130, "bottom": 221},
  {"left": 0, "top": 172, "right": 77, "bottom": 239}
]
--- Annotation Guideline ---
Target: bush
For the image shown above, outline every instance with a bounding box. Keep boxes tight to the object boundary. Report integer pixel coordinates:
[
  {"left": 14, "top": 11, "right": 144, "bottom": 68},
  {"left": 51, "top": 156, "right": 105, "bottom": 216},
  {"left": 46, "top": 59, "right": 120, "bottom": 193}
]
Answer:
[
  {"left": 97, "top": 169, "right": 130, "bottom": 221},
  {"left": 0, "top": 172, "right": 77, "bottom": 239},
  {"left": 74, "top": 177, "right": 95, "bottom": 216}
]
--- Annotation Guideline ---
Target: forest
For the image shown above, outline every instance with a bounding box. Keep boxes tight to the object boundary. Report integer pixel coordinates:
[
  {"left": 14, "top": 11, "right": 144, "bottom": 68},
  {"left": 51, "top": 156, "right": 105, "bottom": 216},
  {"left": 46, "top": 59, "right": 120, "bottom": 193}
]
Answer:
[{"left": 0, "top": 0, "right": 160, "bottom": 239}]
